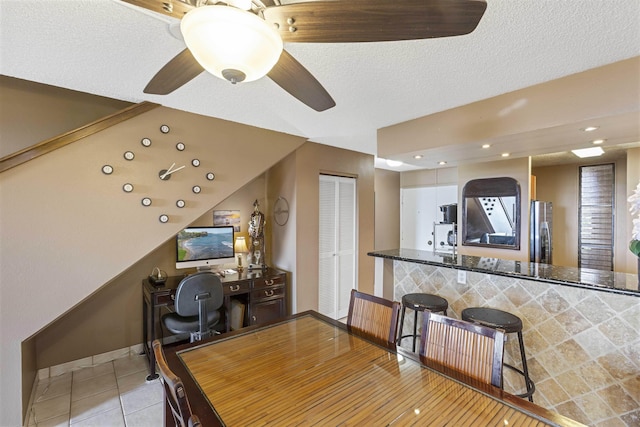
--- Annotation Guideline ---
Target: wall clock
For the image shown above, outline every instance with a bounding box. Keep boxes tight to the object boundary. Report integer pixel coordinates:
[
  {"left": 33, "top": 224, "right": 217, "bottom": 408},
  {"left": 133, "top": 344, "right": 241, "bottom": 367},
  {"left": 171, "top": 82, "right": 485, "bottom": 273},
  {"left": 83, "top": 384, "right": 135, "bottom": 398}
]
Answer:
[
  {"left": 273, "top": 196, "right": 290, "bottom": 226},
  {"left": 100, "top": 125, "right": 216, "bottom": 222}
]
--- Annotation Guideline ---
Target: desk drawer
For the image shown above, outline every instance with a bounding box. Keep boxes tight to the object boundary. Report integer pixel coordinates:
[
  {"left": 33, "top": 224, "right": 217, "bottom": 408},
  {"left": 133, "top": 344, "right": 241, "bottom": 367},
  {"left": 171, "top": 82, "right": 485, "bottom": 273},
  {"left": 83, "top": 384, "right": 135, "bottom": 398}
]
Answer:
[
  {"left": 254, "top": 274, "right": 285, "bottom": 289},
  {"left": 251, "top": 286, "right": 285, "bottom": 301},
  {"left": 156, "top": 292, "right": 175, "bottom": 306},
  {"left": 224, "top": 281, "right": 250, "bottom": 296}
]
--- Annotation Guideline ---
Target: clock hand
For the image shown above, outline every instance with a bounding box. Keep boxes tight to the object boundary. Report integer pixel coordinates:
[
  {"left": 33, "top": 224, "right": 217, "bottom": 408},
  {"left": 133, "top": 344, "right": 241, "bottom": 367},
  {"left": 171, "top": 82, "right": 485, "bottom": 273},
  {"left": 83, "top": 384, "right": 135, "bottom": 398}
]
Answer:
[
  {"left": 162, "top": 165, "right": 186, "bottom": 177},
  {"left": 160, "top": 162, "right": 176, "bottom": 180}
]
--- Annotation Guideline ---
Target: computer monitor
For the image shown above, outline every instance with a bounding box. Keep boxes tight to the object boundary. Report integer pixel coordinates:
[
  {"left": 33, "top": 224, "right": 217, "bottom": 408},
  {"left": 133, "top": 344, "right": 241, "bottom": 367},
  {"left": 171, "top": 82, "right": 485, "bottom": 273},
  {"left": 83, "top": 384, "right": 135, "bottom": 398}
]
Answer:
[{"left": 176, "top": 226, "right": 235, "bottom": 271}]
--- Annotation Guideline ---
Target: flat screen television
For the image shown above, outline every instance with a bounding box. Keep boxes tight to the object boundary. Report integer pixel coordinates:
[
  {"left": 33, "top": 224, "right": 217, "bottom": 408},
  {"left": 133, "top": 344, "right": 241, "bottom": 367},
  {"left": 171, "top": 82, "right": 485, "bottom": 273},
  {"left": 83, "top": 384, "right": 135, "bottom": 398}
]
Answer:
[{"left": 176, "top": 226, "right": 235, "bottom": 271}]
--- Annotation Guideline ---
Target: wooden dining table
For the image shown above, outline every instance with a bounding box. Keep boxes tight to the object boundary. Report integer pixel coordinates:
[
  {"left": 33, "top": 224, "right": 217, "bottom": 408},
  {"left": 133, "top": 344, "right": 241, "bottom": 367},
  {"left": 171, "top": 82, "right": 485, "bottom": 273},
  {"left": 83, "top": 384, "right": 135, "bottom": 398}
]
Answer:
[{"left": 162, "top": 311, "right": 584, "bottom": 427}]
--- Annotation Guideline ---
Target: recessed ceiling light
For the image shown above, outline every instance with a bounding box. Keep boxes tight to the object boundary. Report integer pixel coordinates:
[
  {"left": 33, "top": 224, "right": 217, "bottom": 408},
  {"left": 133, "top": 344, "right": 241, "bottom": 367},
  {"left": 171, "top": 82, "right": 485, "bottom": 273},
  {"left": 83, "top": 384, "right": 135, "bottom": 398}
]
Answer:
[
  {"left": 592, "top": 139, "right": 605, "bottom": 145},
  {"left": 582, "top": 126, "right": 599, "bottom": 132},
  {"left": 414, "top": 155, "right": 423, "bottom": 159},
  {"left": 482, "top": 144, "right": 491, "bottom": 149},
  {"left": 572, "top": 147, "right": 604, "bottom": 158},
  {"left": 501, "top": 153, "right": 510, "bottom": 157},
  {"left": 438, "top": 161, "right": 447, "bottom": 165},
  {"left": 386, "top": 159, "right": 403, "bottom": 167}
]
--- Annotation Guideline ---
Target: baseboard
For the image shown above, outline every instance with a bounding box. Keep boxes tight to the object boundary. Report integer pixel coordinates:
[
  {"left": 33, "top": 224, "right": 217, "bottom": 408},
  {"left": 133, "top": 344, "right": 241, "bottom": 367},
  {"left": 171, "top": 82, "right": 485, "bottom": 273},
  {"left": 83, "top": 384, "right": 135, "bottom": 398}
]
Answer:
[{"left": 37, "top": 343, "right": 145, "bottom": 381}]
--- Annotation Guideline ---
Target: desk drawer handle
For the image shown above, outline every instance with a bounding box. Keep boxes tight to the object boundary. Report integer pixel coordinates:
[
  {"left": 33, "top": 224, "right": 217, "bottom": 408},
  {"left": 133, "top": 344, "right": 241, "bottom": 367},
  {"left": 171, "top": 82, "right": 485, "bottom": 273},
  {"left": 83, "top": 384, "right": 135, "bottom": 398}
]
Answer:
[
  {"left": 230, "top": 285, "right": 240, "bottom": 292},
  {"left": 264, "top": 290, "right": 274, "bottom": 297},
  {"left": 266, "top": 279, "right": 275, "bottom": 286},
  {"left": 170, "top": 294, "right": 175, "bottom": 301}
]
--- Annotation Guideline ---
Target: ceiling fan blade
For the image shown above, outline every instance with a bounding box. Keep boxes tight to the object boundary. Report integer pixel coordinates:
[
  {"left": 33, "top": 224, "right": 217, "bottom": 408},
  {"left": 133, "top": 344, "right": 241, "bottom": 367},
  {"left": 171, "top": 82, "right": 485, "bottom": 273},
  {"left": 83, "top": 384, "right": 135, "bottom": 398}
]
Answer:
[
  {"left": 144, "top": 48, "right": 204, "bottom": 95},
  {"left": 268, "top": 50, "right": 335, "bottom": 112},
  {"left": 120, "top": 0, "right": 193, "bottom": 19},
  {"left": 263, "top": 0, "right": 487, "bottom": 43}
]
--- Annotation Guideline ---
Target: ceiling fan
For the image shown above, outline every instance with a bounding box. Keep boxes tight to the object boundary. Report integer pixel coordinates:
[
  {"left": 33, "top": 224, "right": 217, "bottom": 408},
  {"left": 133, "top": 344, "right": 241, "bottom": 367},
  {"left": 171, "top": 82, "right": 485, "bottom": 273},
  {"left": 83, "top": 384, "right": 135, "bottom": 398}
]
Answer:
[{"left": 122, "top": 0, "right": 487, "bottom": 111}]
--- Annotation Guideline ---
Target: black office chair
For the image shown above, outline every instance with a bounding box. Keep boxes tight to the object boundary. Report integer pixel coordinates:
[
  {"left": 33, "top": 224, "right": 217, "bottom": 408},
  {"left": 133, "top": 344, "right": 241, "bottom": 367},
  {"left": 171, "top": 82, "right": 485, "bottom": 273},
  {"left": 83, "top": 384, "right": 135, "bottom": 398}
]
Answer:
[{"left": 162, "top": 272, "right": 224, "bottom": 342}]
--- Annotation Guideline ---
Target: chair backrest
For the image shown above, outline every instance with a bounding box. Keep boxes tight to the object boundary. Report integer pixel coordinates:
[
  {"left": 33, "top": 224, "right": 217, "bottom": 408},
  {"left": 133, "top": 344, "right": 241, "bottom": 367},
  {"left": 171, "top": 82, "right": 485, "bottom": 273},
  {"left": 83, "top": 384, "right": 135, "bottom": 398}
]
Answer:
[
  {"left": 347, "top": 289, "right": 401, "bottom": 344},
  {"left": 152, "top": 340, "right": 201, "bottom": 427},
  {"left": 419, "top": 311, "right": 504, "bottom": 388},
  {"left": 174, "top": 272, "right": 224, "bottom": 317}
]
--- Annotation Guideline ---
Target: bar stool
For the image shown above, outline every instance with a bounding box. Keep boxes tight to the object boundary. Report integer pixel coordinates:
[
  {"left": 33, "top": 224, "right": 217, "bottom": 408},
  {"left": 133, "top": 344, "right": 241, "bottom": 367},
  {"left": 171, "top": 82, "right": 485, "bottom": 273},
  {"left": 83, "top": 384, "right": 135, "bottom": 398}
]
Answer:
[
  {"left": 461, "top": 307, "right": 535, "bottom": 402},
  {"left": 397, "top": 293, "right": 448, "bottom": 352}
]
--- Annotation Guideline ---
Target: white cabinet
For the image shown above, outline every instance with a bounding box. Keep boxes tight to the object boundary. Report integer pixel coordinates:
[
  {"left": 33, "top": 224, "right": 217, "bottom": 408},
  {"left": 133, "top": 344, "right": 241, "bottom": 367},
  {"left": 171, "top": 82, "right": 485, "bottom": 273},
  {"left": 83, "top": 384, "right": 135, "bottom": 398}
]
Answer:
[{"left": 401, "top": 185, "right": 457, "bottom": 251}]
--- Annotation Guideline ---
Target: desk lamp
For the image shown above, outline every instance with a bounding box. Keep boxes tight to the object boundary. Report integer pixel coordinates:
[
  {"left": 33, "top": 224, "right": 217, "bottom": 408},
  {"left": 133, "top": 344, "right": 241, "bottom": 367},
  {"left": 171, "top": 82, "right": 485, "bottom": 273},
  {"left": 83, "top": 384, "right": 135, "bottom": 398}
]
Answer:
[{"left": 234, "top": 236, "right": 248, "bottom": 272}]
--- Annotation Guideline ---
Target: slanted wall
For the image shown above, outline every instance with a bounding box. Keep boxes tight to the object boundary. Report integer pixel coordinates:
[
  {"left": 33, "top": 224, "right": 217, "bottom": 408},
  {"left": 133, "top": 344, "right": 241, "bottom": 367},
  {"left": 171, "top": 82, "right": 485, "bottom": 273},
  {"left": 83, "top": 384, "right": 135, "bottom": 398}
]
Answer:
[{"left": 0, "top": 105, "right": 305, "bottom": 426}]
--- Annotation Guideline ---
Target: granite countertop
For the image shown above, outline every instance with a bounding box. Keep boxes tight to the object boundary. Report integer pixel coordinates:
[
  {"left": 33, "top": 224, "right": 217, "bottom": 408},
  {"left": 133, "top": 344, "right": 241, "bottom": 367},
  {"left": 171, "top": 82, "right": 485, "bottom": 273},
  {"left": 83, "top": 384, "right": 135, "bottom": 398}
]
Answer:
[{"left": 368, "top": 248, "right": 640, "bottom": 297}]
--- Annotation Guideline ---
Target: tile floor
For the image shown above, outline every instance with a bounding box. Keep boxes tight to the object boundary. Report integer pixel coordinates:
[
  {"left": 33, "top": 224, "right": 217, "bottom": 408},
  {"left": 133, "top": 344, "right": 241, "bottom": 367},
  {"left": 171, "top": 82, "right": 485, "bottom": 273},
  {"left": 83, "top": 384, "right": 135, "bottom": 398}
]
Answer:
[
  {"left": 27, "top": 353, "right": 162, "bottom": 427},
  {"left": 26, "top": 322, "right": 351, "bottom": 427}
]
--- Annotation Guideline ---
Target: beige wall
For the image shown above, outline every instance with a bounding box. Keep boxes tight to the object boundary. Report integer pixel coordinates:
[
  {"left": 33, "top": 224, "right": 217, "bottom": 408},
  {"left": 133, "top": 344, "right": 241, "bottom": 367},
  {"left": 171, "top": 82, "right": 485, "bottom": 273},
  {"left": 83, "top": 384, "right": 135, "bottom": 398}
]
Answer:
[
  {"left": 0, "top": 75, "right": 132, "bottom": 158},
  {"left": 374, "top": 168, "right": 400, "bottom": 251},
  {"left": 377, "top": 58, "right": 640, "bottom": 159},
  {"left": 267, "top": 152, "right": 298, "bottom": 312},
  {"left": 374, "top": 168, "right": 400, "bottom": 300},
  {"left": 32, "top": 175, "right": 268, "bottom": 369},
  {"left": 533, "top": 156, "right": 634, "bottom": 273},
  {"left": 293, "top": 142, "right": 375, "bottom": 312},
  {"left": 532, "top": 163, "right": 579, "bottom": 267},
  {"left": 0, "top": 105, "right": 305, "bottom": 426}
]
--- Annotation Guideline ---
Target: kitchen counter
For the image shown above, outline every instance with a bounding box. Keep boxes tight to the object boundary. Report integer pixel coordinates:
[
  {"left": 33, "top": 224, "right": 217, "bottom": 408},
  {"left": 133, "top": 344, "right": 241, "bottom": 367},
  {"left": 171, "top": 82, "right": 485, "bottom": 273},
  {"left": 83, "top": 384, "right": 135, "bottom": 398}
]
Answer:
[
  {"left": 369, "top": 248, "right": 639, "bottom": 425},
  {"left": 369, "top": 248, "right": 639, "bottom": 297}
]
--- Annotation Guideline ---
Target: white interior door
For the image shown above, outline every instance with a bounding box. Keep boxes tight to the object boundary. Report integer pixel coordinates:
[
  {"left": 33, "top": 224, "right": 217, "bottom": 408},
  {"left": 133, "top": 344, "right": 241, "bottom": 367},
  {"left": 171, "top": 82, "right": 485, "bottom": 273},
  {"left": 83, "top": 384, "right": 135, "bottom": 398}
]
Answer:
[{"left": 319, "top": 175, "right": 356, "bottom": 319}]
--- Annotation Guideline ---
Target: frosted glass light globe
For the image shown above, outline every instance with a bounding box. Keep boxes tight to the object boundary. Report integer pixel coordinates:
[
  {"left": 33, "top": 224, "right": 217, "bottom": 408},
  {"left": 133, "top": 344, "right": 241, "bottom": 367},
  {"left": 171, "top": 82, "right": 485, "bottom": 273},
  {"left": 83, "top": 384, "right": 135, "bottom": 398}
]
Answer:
[{"left": 181, "top": 6, "right": 283, "bottom": 84}]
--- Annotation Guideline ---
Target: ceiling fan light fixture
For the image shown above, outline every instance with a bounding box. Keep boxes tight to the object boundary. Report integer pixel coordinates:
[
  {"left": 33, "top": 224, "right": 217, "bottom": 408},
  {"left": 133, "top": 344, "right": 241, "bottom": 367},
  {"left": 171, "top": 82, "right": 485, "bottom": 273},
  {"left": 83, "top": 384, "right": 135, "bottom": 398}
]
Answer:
[
  {"left": 226, "top": 0, "right": 252, "bottom": 10},
  {"left": 181, "top": 6, "right": 283, "bottom": 84}
]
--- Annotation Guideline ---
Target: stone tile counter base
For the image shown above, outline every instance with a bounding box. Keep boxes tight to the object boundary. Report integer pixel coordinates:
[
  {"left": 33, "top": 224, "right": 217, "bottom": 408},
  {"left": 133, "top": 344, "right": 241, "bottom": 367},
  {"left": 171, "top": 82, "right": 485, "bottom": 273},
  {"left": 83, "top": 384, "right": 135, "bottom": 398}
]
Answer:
[{"left": 393, "top": 260, "right": 639, "bottom": 427}]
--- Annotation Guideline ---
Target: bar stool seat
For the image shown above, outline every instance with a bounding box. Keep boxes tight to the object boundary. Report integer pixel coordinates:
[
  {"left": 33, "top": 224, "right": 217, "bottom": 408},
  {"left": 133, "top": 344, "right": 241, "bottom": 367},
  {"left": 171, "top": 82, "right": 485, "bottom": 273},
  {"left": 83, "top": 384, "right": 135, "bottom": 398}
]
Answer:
[
  {"left": 462, "top": 307, "right": 535, "bottom": 402},
  {"left": 398, "top": 293, "right": 448, "bottom": 352}
]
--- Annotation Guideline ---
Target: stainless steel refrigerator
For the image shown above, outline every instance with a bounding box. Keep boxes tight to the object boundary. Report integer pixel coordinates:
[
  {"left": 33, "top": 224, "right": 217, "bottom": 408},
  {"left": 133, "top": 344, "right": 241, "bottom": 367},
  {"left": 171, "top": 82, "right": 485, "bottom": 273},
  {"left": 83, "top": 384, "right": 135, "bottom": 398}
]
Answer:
[{"left": 530, "top": 200, "right": 553, "bottom": 264}]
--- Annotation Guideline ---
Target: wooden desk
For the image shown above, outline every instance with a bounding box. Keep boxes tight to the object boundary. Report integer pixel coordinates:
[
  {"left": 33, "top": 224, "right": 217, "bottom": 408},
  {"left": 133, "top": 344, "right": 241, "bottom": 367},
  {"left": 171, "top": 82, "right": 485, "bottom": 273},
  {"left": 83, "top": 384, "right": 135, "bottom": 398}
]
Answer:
[
  {"left": 163, "top": 311, "right": 585, "bottom": 427},
  {"left": 142, "top": 268, "right": 286, "bottom": 380}
]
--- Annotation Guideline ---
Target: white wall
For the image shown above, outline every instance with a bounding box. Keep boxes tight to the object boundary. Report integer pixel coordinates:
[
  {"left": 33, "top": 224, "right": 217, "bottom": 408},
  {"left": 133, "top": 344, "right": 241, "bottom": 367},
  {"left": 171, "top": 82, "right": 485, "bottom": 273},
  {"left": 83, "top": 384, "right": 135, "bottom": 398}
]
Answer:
[{"left": 401, "top": 185, "right": 457, "bottom": 252}]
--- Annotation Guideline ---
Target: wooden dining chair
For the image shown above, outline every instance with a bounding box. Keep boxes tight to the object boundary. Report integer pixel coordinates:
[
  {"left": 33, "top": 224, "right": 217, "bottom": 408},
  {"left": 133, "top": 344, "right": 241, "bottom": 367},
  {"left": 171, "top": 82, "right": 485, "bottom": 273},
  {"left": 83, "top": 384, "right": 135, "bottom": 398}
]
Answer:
[
  {"left": 347, "top": 289, "right": 401, "bottom": 344},
  {"left": 152, "top": 340, "right": 202, "bottom": 427},
  {"left": 419, "top": 311, "right": 505, "bottom": 388}
]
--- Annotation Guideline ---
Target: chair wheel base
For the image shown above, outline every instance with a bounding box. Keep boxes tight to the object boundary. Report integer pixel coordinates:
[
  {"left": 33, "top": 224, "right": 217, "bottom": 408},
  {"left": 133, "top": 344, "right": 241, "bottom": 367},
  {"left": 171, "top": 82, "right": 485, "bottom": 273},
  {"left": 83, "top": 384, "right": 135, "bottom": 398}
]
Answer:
[{"left": 190, "top": 330, "right": 214, "bottom": 342}]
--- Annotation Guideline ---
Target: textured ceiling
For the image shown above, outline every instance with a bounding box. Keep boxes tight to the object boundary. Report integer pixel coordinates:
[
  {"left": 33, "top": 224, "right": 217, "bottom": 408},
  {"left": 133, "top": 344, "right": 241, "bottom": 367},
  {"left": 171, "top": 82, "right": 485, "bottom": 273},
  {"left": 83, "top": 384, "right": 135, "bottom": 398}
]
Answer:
[{"left": 1, "top": 0, "right": 639, "bottom": 169}]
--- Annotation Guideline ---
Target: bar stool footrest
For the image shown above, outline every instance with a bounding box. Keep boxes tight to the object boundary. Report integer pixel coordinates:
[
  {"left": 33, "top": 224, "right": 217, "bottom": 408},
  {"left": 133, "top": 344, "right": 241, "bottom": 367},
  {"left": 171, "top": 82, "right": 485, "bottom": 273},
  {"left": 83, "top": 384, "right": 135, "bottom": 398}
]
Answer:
[
  {"left": 397, "top": 333, "right": 420, "bottom": 344},
  {"left": 504, "top": 363, "right": 536, "bottom": 399}
]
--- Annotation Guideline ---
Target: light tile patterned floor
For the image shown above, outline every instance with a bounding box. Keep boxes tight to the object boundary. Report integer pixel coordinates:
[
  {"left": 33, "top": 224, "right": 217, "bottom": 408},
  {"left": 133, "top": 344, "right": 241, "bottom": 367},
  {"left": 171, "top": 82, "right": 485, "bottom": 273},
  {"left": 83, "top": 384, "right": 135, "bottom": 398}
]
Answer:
[{"left": 27, "top": 353, "right": 162, "bottom": 427}]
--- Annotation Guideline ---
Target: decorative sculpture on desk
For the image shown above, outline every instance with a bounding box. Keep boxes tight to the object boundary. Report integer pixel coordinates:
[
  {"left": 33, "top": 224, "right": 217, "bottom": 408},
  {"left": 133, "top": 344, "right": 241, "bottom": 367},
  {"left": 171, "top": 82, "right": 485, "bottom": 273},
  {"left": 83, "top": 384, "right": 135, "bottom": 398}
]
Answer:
[{"left": 248, "top": 199, "right": 266, "bottom": 269}]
